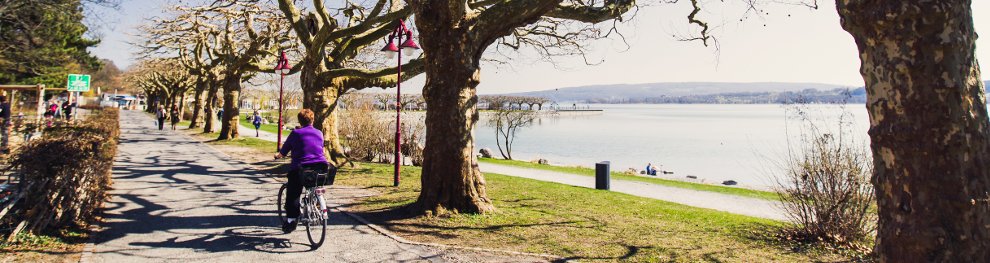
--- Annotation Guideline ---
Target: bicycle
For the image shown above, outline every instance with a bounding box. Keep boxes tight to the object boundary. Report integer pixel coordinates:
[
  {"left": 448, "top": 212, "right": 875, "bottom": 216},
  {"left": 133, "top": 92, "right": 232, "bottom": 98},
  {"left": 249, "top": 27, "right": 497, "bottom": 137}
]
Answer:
[{"left": 276, "top": 165, "right": 336, "bottom": 249}]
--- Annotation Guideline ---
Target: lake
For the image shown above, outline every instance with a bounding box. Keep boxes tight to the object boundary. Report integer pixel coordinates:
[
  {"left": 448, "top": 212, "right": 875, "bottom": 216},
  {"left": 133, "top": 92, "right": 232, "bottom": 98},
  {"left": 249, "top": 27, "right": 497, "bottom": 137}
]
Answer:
[{"left": 473, "top": 104, "right": 872, "bottom": 188}]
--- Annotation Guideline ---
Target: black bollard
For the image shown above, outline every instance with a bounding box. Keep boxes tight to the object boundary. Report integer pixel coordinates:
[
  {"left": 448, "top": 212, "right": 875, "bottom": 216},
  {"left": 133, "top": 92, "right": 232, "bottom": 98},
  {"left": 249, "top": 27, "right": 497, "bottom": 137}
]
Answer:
[{"left": 595, "top": 161, "right": 610, "bottom": 190}]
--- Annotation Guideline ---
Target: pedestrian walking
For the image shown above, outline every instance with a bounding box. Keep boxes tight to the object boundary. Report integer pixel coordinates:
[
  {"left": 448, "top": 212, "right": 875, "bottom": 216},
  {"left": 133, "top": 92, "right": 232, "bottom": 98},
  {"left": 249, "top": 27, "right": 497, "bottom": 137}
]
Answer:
[
  {"left": 0, "top": 95, "right": 11, "bottom": 153},
  {"left": 156, "top": 106, "right": 167, "bottom": 130},
  {"left": 252, "top": 110, "right": 262, "bottom": 137},
  {"left": 170, "top": 105, "right": 180, "bottom": 130},
  {"left": 52, "top": 100, "right": 61, "bottom": 120},
  {"left": 61, "top": 99, "right": 74, "bottom": 120}
]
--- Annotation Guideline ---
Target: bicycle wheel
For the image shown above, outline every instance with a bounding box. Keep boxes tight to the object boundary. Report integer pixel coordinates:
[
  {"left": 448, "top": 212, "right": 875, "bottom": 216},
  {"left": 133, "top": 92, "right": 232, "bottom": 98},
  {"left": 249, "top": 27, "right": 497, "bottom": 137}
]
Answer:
[
  {"left": 304, "top": 190, "right": 327, "bottom": 249},
  {"left": 276, "top": 183, "right": 287, "bottom": 224}
]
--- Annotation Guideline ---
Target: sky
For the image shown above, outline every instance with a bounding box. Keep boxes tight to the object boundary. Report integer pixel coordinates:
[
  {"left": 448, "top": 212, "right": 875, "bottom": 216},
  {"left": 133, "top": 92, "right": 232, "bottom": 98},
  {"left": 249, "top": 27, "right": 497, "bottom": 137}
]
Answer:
[{"left": 88, "top": 1, "right": 990, "bottom": 95}]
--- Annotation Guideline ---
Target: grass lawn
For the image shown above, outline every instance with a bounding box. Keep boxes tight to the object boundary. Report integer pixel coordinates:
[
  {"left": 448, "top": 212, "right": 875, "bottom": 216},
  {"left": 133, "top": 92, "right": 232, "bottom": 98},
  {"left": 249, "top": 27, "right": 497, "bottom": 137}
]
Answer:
[
  {"left": 208, "top": 134, "right": 276, "bottom": 151},
  {"left": 238, "top": 116, "right": 285, "bottom": 135},
  {"left": 478, "top": 158, "right": 781, "bottom": 201},
  {"left": 336, "top": 162, "right": 854, "bottom": 262},
  {"left": 176, "top": 120, "right": 279, "bottom": 152},
  {"left": 181, "top": 128, "right": 860, "bottom": 262},
  {"left": 0, "top": 220, "right": 90, "bottom": 262}
]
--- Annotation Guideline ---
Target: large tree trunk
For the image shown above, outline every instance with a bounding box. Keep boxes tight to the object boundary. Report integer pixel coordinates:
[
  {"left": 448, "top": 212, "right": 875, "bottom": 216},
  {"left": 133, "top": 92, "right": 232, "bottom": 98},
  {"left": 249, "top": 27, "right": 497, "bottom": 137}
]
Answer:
[
  {"left": 188, "top": 82, "right": 205, "bottom": 129},
  {"left": 302, "top": 85, "right": 348, "bottom": 166},
  {"left": 413, "top": 36, "right": 495, "bottom": 215},
  {"left": 203, "top": 83, "right": 220, "bottom": 133},
  {"left": 217, "top": 74, "right": 241, "bottom": 140},
  {"left": 301, "top": 61, "right": 348, "bottom": 166},
  {"left": 838, "top": 1, "right": 990, "bottom": 261},
  {"left": 177, "top": 91, "right": 186, "bottom": 120}
]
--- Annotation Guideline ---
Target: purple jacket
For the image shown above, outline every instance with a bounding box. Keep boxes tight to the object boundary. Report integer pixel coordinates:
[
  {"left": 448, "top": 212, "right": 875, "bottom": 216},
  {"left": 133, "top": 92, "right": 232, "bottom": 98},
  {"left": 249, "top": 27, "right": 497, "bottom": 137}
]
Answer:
[{"left": 279, "top": 125, "right": 328, "bottom": 170}]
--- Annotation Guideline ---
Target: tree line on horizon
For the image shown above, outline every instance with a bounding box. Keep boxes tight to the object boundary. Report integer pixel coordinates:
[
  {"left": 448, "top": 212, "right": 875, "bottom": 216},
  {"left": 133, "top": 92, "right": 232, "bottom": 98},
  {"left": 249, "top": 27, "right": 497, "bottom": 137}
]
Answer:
[{"left": 582, "top": 87, "right": 868, "bottom": 104}]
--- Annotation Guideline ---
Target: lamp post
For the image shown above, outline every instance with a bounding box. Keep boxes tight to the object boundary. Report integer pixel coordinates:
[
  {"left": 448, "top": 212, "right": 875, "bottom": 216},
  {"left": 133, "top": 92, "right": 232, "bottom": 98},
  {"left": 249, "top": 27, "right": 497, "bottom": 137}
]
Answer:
[
  {"left": 381, "top": 19, "right": 420, "bottom": 187},
  {"left": 273, "top": 51, "right": 291, "bottom": 151}
]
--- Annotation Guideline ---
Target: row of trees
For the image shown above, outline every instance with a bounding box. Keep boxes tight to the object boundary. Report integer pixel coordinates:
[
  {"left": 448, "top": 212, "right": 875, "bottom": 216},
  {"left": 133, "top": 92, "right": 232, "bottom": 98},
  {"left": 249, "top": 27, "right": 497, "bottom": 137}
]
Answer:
[
  {"left": 129, "top": 0, "right": 989, "bottom": 260},
  {"left": 132, "top": 0, "right": 627, "bottom": 215},
  {"left": 479, "top": 95, "right": 551, "bottom": 110}
]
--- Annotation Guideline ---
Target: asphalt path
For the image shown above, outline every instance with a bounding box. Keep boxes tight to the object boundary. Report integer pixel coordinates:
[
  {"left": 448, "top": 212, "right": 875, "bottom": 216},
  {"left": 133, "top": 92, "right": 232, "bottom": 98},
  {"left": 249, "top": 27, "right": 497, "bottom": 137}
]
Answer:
[{"left": 84, "top": 111, "right": 472, "bottom": 262}]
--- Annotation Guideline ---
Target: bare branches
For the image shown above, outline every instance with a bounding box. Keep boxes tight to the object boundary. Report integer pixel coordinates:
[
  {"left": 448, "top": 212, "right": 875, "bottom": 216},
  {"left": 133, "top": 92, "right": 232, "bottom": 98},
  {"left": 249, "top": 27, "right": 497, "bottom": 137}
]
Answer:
[
  {"left": 138, "top": 0, "right": 293, "bottom": 77},
  {"left": 681, "top": 0, "right": 711, "bottom": 46},
  {"left": 546, "top": 0, "right": 636, "bottom": 23}
]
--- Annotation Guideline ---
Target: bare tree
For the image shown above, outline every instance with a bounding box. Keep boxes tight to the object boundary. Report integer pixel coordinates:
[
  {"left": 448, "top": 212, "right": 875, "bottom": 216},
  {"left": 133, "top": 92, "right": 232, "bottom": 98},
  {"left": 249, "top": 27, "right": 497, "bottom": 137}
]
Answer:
[
  {"left": 275, "top": 0, "right": 426, "bottom": 165},
  {"left": 775, "top": 105, "right": 875, "bottom": 248},
  {"left": 485, "top": 109, "right": 538, "bottom": 160},
  {"left": 126, "top": 58, "right": 195, "bottom": 114},
  {"left": 140, "top": 1, "right": 292, "bottom": 140},
  {"left": 837, "top": 0, "right": 990, "bottom": 261},
  {"left": 408, "top": 0, "right": 638, "bottom": 214}
]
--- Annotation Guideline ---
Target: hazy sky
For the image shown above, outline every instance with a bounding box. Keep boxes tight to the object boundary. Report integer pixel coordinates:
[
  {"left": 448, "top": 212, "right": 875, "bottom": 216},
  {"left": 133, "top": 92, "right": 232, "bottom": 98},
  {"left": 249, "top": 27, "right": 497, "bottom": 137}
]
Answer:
[{"left": 89, "top": 1, "right": 990, "bottom": 95}]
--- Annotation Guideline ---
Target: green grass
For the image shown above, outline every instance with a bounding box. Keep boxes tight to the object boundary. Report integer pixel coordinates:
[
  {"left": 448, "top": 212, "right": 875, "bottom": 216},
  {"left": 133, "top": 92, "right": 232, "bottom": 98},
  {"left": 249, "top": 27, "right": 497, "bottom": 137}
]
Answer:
[
  {"left": 239, "top": 116, "right": 285, "bottom": 135},
  {"left": 179, "top": 121, "right": 279, "bottom": 153},
  {"left": 209, "top": 135, "right": 277, "bottom": 151},
  {"left": 478, "top": 157, "right": 781, "bottom": 201},
  {"left": 335, "top": 162, "right": 853, "bottom": 262},
  {"left": 185, "top": 129, "right": 861, "bottom": 262},
  {"left": 0, "top": 228, "right": 89, "bottom": 262}
]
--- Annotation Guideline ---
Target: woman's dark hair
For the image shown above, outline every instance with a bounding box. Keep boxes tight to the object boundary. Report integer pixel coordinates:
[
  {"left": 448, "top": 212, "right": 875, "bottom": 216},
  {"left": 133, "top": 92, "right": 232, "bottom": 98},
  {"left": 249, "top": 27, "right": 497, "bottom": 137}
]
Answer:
[{"left": 298, "top": 109, "right": 315, "bottom": 126}]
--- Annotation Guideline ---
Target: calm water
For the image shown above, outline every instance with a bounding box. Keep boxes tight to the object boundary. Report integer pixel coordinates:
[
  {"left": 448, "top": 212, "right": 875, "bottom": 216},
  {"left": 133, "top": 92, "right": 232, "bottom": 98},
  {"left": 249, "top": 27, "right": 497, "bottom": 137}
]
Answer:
[{"left": 473, "top": 104, "right": 872, "bottom": 187}]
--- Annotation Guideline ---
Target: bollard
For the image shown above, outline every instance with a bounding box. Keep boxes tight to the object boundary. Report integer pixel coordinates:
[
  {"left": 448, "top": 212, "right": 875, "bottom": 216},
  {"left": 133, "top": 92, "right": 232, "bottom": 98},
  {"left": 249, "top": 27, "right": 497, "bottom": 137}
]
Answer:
[{"left": 595, "top": 161, "right": 610, "bottom": 190}]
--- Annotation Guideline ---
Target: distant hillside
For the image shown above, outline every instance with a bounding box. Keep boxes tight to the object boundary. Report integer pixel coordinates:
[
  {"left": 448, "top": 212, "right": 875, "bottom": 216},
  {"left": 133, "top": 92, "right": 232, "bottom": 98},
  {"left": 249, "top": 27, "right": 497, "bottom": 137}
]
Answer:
[{"left": 506, "top": 82, "right": 863, "bottom": 104}]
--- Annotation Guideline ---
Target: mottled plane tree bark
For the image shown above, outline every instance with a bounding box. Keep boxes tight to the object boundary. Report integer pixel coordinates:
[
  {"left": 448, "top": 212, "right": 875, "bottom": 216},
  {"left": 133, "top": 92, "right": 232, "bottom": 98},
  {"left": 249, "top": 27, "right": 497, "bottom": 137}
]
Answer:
[
  {"left": 177, "top": 44, "right": 223, "bottom": 130},
  {"left": 837, "top": 0, "right": 990, "bottom": 261},
  {"left": 276, "top": 0, "right": 424, "bottom": 165},
  {"left": 408, "top": 0, "right": 637, "bottom": 214}
]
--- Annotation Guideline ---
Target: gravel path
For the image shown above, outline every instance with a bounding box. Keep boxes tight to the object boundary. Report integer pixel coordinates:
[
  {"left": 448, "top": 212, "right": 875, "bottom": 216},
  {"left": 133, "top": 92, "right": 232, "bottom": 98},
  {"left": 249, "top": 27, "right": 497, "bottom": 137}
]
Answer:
[
  {"left": 478, "top": 162, "right": 788, "bottom": 221},
  {"left": 84, "top": 111, "right": 534, "bottom": 262}
]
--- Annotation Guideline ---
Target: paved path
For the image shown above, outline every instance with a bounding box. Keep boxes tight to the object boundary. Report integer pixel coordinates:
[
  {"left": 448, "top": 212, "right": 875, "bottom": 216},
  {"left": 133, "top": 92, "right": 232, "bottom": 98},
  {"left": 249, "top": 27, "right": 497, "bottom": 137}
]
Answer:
[
  {"left": 85, "top": 110, "right": 482, "bottom": 262},
  {"left": 477, "top": 163, "right": 787, "bottom": 221},
  {"left": 245, "top": 121, "right": 786, "bottom": 221}
]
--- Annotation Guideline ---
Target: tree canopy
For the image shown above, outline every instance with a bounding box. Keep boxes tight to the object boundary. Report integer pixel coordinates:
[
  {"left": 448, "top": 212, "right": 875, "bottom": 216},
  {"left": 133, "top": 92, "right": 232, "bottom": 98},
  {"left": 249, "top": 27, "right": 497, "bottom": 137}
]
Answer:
[{"left": 0, "top": 0, "right": 102, "bottom": 87}]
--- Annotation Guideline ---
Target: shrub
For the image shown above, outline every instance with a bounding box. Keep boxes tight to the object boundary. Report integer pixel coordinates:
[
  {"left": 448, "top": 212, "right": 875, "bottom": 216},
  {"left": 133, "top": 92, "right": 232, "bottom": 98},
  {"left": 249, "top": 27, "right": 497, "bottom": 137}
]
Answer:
[
  {"left": 339, "top": 95, "right": 425, "bottom": 166},
  {"left": 1, "top": 108, "right": 119, "bottom": 237},
  {"left": 340, "top": 98, "right": 391, "bottom": 163},
  {"left": 774, "top": 105, "right": 875, "bottom": 249}
]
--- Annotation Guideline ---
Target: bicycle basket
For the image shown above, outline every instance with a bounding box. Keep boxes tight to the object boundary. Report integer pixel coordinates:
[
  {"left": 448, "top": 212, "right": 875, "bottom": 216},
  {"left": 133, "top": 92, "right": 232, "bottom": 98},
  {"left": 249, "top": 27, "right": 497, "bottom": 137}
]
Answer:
[{"left": 300, "top": 166, "right": 337, "bottom": 187}]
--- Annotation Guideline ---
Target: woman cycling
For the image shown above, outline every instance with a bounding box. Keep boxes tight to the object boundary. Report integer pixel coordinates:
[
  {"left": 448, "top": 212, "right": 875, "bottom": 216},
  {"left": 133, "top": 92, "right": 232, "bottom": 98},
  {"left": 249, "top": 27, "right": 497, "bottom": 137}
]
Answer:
[{"left": 273, "top": 109, "right": 329, "bottom": 233}]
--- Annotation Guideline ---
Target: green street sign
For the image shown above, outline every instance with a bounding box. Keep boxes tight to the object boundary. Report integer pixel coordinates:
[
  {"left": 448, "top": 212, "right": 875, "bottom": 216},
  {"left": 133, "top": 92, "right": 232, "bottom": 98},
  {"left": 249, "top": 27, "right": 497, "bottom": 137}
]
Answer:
[{"left": 67, "top": 74, "right": 91, "bottom": 92}]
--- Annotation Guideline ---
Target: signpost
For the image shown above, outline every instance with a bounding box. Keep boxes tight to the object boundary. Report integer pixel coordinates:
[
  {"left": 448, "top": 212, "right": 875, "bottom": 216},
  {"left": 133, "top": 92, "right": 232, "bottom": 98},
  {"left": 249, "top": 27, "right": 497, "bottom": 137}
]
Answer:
[
  {"left": 66, "top": 74, "right": 90, "bottom": 92},
  {"left": 66, "top": 74, "right": 90, "bottom": 120}
]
